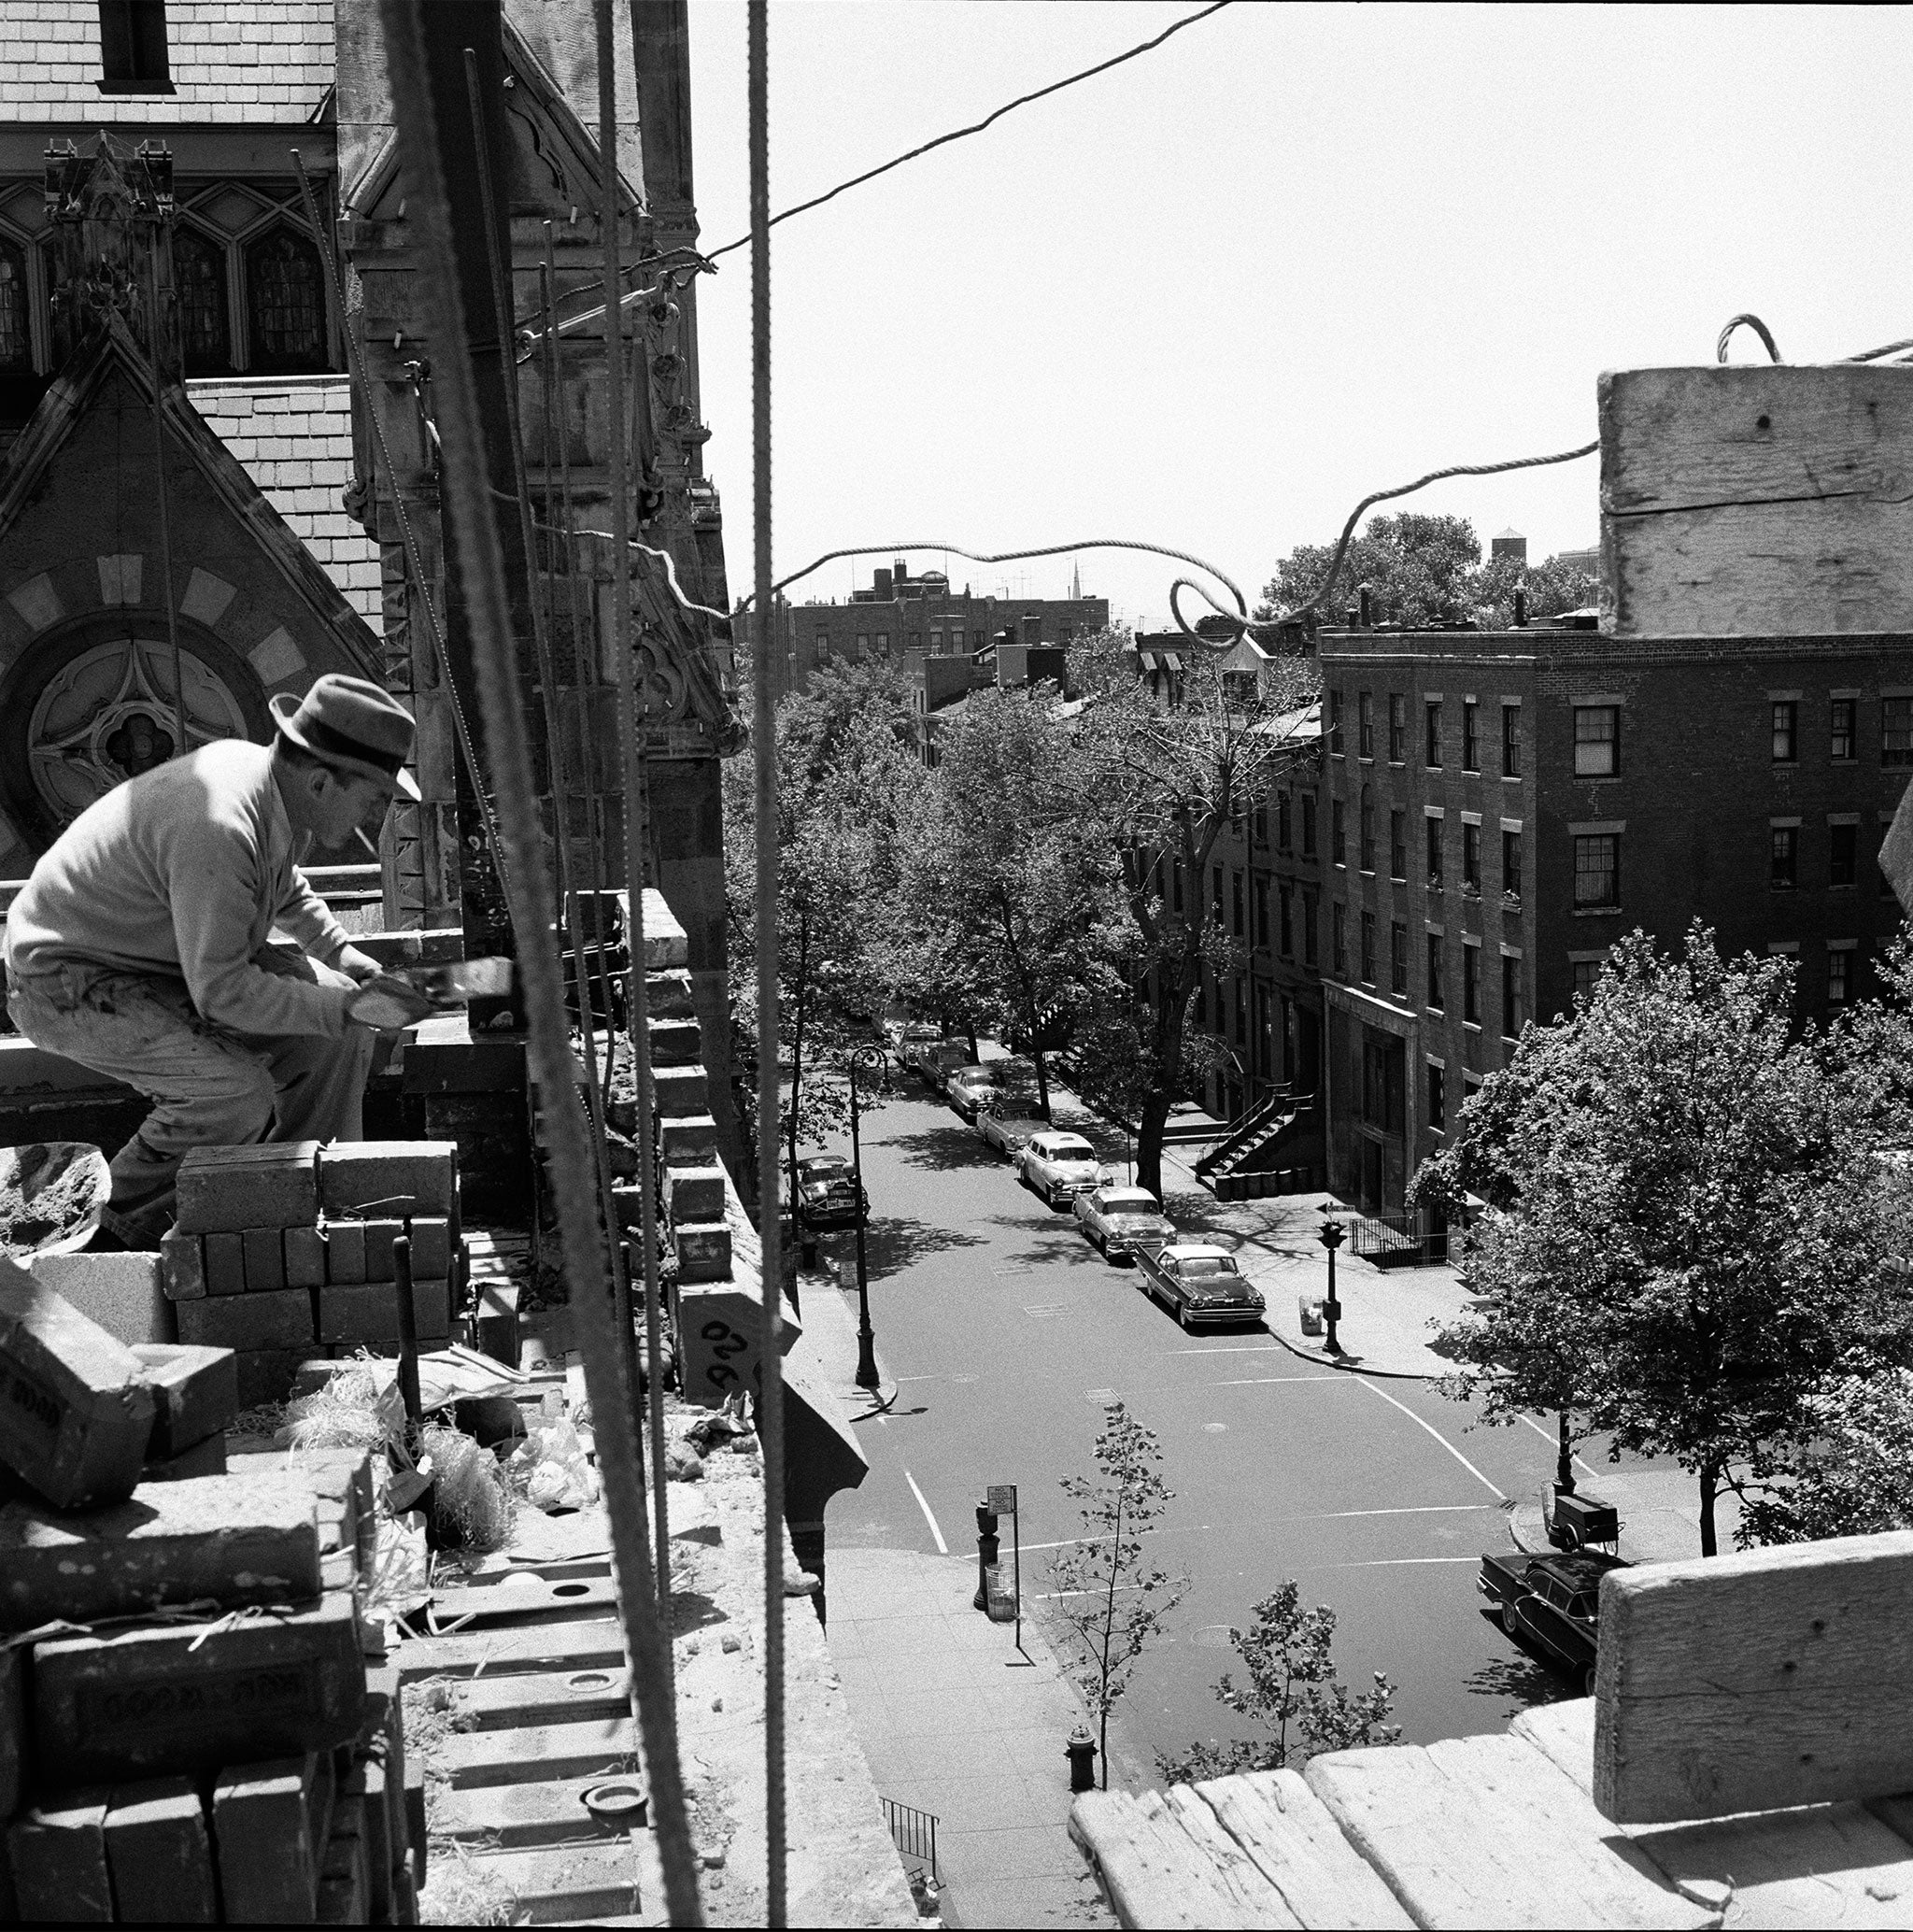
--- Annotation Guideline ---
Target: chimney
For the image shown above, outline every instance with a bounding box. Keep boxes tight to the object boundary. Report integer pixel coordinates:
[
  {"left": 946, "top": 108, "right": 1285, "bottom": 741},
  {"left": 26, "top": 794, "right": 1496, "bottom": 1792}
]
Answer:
[
  {"left": 873, "top": 566, "right": 892, "bottom": 599},
  {"left": 1021, "top": 615, "right": 1042, "bottom": 647},
  {"left": 893, "top": 557, "right": 909, "bottom": 591}
]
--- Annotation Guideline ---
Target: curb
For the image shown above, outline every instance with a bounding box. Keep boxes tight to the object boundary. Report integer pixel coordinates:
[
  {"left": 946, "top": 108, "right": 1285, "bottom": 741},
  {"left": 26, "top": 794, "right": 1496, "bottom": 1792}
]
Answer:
[{"left": 1257, "top": 1319, "right": 1441, "bottom": 1384}]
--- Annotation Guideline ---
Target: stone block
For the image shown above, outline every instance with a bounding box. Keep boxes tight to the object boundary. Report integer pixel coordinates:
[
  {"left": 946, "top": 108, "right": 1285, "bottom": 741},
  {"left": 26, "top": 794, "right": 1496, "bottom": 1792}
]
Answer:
[
  {"left": 130, "top": 1342, "right": 237, "bottom": 1457},
  {"left": 324, "top": 1219, "right": 366, "bottom": 1285},
  {"left": 659, "top": 1113, "right": 719, "bottom": 1166},
  {"left": 475, "top": 1279, "right": 519, "bottom": 1366},
  {"left": 234, "top": 1448, "right": 370, "bottom": 1561},
  {"left": 242, "top": 1227, "right": 286, "bottom": 1293},
  {"left": 210, "top": 1754, "right": 325, "bottom": 1923},
  {"left": 406, "top": 1215, "right": 450, "bottom": 1279},
  {"left": 0, "top": 1258, "right": 156, "bottom": 1510},
  {"left": 650, "top": 1063, "right": 708, "bottom": 1118},
  {"left": 316, "top": 1793, "right": 369, "bottom": 1925},
  {"left": 104, "top": 1776, "right": 217, "bottom": 1924},
  {"left": 175, "top": 1143, "right": 321, "bottom": 1234},
  {"left": 318, "top": 1143, "right": 457, "bottom": 1219},
  {"left": 663, "top": 1163, "right": 727, "bottom": 1224},
  {"left": 284, "top": 1225, "right": 327, "bottom": 1289},
  {"left": 673, "top": 1220, "right": 732, "bottom": 1284},
  {"left": 0, "top": 1642, "right": 20, "bottom": 1816},
  {"left": 159, "top": 1233, "right": 205, "bottom": 1302},
  {"left": 203, "top": 1231, "right": 247, "bottom": 1297},
  {"left": 645, "top": 967, "right": 696, "bottom": 1017},
  {"left": 647, "top": 1015, "right": 701, "bottom": 1065},
  {"left": 0, "top": 1471, "right": 320, "bottom": 1629},
  {"left": 33, "top": 1590, "right": 365, "bottom": 1783},
  {"left": 26, "top": 1251, "right": 173, "bottom": 1350},
  {"left": 177, "top": 1288, "right": 315, "bottom": 1355},
  {"left": 318, "top": 1280, "right": 450, "bottom": 1347},
  {"left": 233, "top": 1348, "right": 307, "bottom": 1410},
  {"left": 361, "top": 1218, "right": 403, "bottom": 1284},
  {"left": 639, "top": 888, "right": 687, "bottom": 968},
  {"left": 141, "top": 1431, "right": 226, "bottom": 1483},
  {"left": 5, "top": 1788, "right": 113, "bottom": 1923}
]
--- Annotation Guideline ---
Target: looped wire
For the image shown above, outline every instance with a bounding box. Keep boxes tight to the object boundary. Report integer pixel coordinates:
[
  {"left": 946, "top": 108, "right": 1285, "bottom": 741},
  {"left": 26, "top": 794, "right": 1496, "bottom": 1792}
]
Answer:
[{"left": 1717, "top": 314, "right": 1783, "bottom": 364}]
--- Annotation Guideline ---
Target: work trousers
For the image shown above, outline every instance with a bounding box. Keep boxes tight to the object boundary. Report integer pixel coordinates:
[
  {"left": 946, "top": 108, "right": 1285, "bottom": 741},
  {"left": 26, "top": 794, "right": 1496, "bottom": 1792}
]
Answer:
[{"left": 6, "top": 945, "right": 373, "bottom": 1238}]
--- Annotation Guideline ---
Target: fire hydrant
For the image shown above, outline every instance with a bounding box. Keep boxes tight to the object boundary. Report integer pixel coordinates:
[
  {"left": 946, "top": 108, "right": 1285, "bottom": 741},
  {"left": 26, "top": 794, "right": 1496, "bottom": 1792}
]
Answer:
[
  {"left": 973, "top": 1504, "right": 999, "bottom": 1612},
  {"left": 1066, "top": 1724, "right": 1098, "bottom": 1794}
]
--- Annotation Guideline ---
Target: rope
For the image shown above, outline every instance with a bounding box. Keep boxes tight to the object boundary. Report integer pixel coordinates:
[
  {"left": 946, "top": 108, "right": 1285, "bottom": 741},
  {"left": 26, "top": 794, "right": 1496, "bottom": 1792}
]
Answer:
[
  {"left": 532, "top": 519, "right": 733, "bottom": 625},
  {"left": 749, "top": 5, "right": 788, "bottom": 1920},
  {"left": 1717, "top": 313, "right": 1782, "bottom": 364},
  {"left": 1183, "top": 440, "right": 1601, "bottom": 646},
  {"left": 1839, "top": 335, "right": 1913, "bottom": 364},
  {"left": 372, "top": 7, "right": 702, "bottom": 1923},
  {"left": 706, "top": 2, "right": 1232, "bottom": 267}
]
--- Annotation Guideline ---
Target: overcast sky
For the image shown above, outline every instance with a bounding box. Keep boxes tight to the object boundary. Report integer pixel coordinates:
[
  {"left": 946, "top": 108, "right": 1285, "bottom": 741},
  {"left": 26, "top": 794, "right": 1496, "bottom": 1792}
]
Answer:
[{"left": 684, "top": 3, "right": 1913, "bottom": 630}]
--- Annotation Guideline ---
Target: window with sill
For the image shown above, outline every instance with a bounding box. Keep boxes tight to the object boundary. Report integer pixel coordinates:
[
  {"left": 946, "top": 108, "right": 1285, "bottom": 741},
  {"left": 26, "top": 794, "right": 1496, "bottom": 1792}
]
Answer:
[
  {"left": 246, "top": 226, "right": 329, "bottom": 374},
  {"left": 1501, "top": 954, "right": 1524, "bottom": 1038},
  {"left": 1360, "top": 911, "right": 1378, "bottom": 986},
  {"left": 1885, "top": 697, "right": 1913, "bottom": 768},
  {"left": 98, "top": 0, "right": 172, "bottom": 92},
  {"left": 1331, "top": 797, "right": 1345, "bottom": 867},
  {"left": 1358, "top": 691, "right": 1374, "bottom": 759},
  {"left": 1391, "top": 919, "right": 1408, "bottom": 998},
  {"left": 1771, "top": 825, "right": 1797, "bottom": 889},
  {"left": 1359, "top": 788, "right": 1376, "bottom": 871},
  {"left": 1333, "top": 903, "right": 1348, "bottom": 976},
  {"left": 1426, "top": 817, "right": 1444, "bottom": 888},
  {"left": 1462, "top": 821, "right": 1481, "bottom": 893},
  {"left": 1502, "top": 828, "right": 1523, "bottom": 901},
  {"left": 1424, "top": 699, "right": 1442, "bottom": 768},
  {"left": 1426, "top": 934, "right": 1444, "bottom": 1010},
  {"left": 1772, "top": 701, "right": 1798, "bottom": 764},
  {"left": 1502, "top": 703, "right": 1522, "bottom": 778},
  {"left": 1831, "top": 822, "right": 1857, "bottom": 888},
  {"left": 1232, "top": 871, "right": 1245, "bottom": 937},
  {"left": 1428, "top": 1062, "right": 1446, "bottom": 1130},
  {"left": 1571, "top": 957, "right": 1603, "bottom": 1007},
  {"left": 1279, "top": 885, "right": 1293, "bottom": 957},
  {"left": 1463, "top": 945, "right": 1481, "bottom": 1023},
  {"left": 176, "top": 224, "right": 232, "bottom": 373},
  {"left": 1462, "top": 700, "right": 1480, "bottom": 772},
  {"left": 1255, "top": 879, "right": 1269, "bottom": 950},
  {"left": 1301, "top": 793, "right": 1317, "bottom": 858},
  {"left": 1388, "top": 693, "right": 1407, "bottom": 762},
  {"left": 1328, "top": 689, "right": 1344, "bottom": 756},
  {"left": 1574, "top": 705, "right": 1619, "bottom": 776},
  {"left": 1830, "top": 948, "right": 1851, "bottom": 1004},
  {"left": 1303, "top": 892, "right": 1318, "bottom": 966},
  {"left": 1573, "top": 832, "right": 1620, "bottom": 909},
  {"left": 1390, "top": 809, "right": 1407, "bottom": 881},
  {"left": 1831, "top": 698, "right": 1856, "bottom": 762}
]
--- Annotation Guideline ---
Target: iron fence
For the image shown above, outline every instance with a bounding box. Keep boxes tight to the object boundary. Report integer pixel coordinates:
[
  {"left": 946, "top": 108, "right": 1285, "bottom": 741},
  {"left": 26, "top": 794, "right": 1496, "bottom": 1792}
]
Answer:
[{"left": 881, "top": 1797, "right": 941, "bottom": 1885}]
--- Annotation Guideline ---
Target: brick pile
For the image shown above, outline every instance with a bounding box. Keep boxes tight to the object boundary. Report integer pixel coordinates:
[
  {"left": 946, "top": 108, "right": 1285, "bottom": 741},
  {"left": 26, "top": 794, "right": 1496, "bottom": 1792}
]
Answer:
[
  {"left": 0, "top": 1253, "right": 426, "bottom": 1922},
  {"left": 161, "top": 1144, "right": 463, "bottom": 1409}
]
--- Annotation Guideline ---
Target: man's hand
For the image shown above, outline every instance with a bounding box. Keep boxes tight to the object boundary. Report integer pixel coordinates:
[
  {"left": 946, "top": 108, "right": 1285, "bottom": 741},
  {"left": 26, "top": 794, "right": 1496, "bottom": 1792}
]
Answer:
[
  {"left": 347, "top": 973, "right": 441, "bottom": 1030},
  {"left": 335, "top": 945, "right": 388, "bottom": 987}
]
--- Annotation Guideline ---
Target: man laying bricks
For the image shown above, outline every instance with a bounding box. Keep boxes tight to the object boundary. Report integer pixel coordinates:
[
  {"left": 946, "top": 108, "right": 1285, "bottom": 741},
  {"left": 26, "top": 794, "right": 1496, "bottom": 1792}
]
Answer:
[{"left": 2, "top": 675, "right": 442, "bottom": 1247}]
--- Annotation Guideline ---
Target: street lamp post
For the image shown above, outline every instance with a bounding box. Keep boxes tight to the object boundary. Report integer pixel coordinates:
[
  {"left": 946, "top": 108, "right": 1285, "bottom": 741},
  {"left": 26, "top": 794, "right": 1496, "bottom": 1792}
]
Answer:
[
  {"left": 847, "top": 1046, "right": 885, "bottom": 1391},
  {"left": 1555, "top": 1409, "right": 1577, "bottom": 1497},
  {"left": 1317, "top": 1205, "right": 1347, "bottom": 1355}
]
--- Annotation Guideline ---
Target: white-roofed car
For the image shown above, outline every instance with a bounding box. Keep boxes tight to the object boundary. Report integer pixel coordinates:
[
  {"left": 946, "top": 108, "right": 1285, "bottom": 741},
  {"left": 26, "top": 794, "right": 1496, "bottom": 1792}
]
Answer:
[
  {"left": 886, "top": 1019, "right": 942, "bottom": 1073},
  {"left": 1017, "top": 1130, "right": 1102, "bottom": 1209},
  {"left": 976, "top": 1093, "right": 1046, "bottom": 1159},
  {"left": 1073, "top": 1184, "right": 1176, "bottom": 1262},
  {"left": 920, "top": 1040, "right": 972, "bottom": 1094},
  {"left": 945, "top": 1063, "right": 1004, "bottom": 1120},
  {"left": 1135, "top": 1243, "right": 1265, "bottom": 1329}
]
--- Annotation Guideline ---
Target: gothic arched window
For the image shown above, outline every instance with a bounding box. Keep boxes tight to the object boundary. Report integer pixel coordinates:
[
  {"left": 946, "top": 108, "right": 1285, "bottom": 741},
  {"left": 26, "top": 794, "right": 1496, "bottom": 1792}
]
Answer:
[
  {"left": 245, "top": 225, "right": 326, "bottom": 373},
  {"left": 173, "top": 226, "right": 229, "bottom": 374},
  {"left": 0, "top": 238, "right": 28, "bottom": 370}
]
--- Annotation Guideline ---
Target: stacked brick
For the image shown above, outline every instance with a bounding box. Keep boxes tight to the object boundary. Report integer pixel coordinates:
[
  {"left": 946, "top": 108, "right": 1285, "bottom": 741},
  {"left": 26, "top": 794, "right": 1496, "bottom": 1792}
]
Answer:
[
  {"left": 0, "top": 1254, "right": 422, "bottom": 1921},
  {"left": 160, "top": 1144, "right": 462, "bottom": 1408}
]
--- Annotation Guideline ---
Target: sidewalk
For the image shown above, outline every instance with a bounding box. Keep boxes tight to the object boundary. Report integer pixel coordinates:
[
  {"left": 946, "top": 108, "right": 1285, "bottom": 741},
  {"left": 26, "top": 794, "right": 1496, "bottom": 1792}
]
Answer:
[
  {"left": 800, "top": 1278, "right": 1116, "bottom": 1930},
  {"left": 1508, "top": 1464, "right": 1735, "bottom": 1566}
]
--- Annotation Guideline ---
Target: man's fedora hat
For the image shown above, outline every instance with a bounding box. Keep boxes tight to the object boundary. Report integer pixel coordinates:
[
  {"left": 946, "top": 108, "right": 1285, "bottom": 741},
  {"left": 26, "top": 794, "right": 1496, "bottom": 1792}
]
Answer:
[{"left": 270, "top": 675, "right": 421, "bottom": 800}]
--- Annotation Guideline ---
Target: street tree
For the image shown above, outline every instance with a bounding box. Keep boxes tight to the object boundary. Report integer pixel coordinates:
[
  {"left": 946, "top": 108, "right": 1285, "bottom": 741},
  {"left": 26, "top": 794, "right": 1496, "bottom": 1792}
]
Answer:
[
  {"left": 1262, "top": 513, "right": 1484, "bottom": 628},
  {"left": 1473, "top": 550, "right": 1601, "bottom": 628},
  {"left": 1738, "top": 1368, "right": 1913, "bottom": 1547},
  {"left": 1048, "top": 1399, "right": 1186, "bottom": 1790},
  {"left": 1070, "top": 627, "right": 1318, "bottom": 1198},
  {"left": 1411, "top": 925, "right": 1913, "bottom": 1556},
  {"left": 1159, "top": 1582, "right": 1400, "bottom": 1783}
]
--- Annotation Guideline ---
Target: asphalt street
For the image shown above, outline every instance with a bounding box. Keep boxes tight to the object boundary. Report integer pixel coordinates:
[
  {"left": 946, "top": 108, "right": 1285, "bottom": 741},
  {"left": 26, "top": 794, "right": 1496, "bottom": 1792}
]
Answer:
[{"left": 812, "top": 1080, "right": 1601, "bottom": 1781}]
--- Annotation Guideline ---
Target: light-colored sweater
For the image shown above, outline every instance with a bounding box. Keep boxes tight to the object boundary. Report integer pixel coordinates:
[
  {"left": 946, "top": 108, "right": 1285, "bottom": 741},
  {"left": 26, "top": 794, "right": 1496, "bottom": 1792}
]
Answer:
[{"left": 4, "top": 741, "right": 353, "bottom": 1038}]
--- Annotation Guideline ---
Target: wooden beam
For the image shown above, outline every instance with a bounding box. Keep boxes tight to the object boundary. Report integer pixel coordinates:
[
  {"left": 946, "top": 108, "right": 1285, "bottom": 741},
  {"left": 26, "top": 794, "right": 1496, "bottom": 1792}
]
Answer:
[{"left": 1594, "top": 1531, "right": 1913, "bottom": 1824}]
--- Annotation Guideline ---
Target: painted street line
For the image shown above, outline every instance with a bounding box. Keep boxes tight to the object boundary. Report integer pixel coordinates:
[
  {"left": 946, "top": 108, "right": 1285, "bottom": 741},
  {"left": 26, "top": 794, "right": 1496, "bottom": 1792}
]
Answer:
[
  {"left": 1032, "top": 1583, "right": 1154, "bottom": 1601},
  {"left": 1303, "top": 1556, "right": 1484, "bottom": 1569},
  {"left": 1014, "top": 1524, "right": 1214, "bottom": 1554},
  {"left": 1300, "top": 1504, "right": 1493, "bottom": 1519},
  {"left": 1217, "top": 1374, "right": 1344, "bottom": 1386},
  {"left": 1357, "top": 1377, "right": 1508, "bottom": 1500},
  {"left": 904, "top": 1469, "right": 949, "bottom": 1555},
  {"left": 1163, "top": 1343, "right": 1292, "bottom": 1357}
]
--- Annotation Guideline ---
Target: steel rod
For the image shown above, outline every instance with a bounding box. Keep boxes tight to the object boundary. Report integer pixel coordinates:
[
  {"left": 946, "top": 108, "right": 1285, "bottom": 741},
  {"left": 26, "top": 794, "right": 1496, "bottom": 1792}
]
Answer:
[
  {"left": 141, "top": 242, "right": 189, "bottom": 764},
  {"left": 749, "top": 4, "right": 788, "bottom": 1919},
  {"left": 374, "top": 5, "right": 700, "bottom": 1919},
  {"left": 595, "top": 0, "right": 673, "bottom": 1641}
]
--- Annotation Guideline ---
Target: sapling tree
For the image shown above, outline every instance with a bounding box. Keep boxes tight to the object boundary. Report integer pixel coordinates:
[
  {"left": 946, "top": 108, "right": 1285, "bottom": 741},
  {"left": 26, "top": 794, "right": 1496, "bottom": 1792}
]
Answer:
[
  {"left": 1048, "top": 1400, "right": 1185, "bottom": 1790},
  {"left": 1159, "top": 1582, "right": 1400, "bottom": 1783},
  {"left": 1412, "top": 925, "right": 1913, "bottom": 1556}
]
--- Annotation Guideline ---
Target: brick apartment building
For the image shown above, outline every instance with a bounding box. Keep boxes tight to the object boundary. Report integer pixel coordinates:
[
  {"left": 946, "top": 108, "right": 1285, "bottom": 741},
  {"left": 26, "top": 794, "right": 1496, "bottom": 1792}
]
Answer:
[
  {"left": 735, "top": 557, "right": 1109, "bottom": 702},
  {"left": 1143, "top": 606, "right": 1910, "bottom": 1216}
]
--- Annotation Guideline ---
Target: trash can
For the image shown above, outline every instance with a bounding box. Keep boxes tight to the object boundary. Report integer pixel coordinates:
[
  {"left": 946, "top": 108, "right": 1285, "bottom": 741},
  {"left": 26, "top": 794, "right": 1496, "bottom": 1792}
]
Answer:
[{"left": 1298, "top": 1296, "right": 1325, "bottom": 1337}]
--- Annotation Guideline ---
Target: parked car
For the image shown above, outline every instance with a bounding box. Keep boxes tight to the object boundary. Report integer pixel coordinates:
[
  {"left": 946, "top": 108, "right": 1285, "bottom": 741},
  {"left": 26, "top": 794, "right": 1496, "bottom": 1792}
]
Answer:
[
  {"left": 1477, "top": 1549, "right": 1629, "bottom": 1697},
  {"left": 794, "top": 1153, "right": 868, "bottom": 1230},
  {"left": 976, "top": 1094, "right": 1047, "bottom": 1159},
  {"left": 1018, "top": 1131, "right": 1103, "bottom": 1207},
  {"left": 1135, "top": 1243, "right": 1265, "bottom": 1328},
  {"left": 920, "top": 1040, "right": 973, "bottom": 1093},
  {"left": 888, "top": 1021, "right": 942, "bottom": 1073},
  {"left": 1073, "top": 1185, "right": 1177, "bottom": 1261},
  {"left": 945, "top": 1063, "right": 1003, "bottom": 1119}
]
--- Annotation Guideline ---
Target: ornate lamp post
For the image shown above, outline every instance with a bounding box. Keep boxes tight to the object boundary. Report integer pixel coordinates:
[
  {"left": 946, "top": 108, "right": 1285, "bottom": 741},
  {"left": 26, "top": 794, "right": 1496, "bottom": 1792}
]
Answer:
[
  {"left": 1317, "top": 1204, "right": 1347, "bottom": 1355},
  {"left": 1555, "top": 1409, "right": 1577, "bottom": 1497},
  {"left": 847, "top": 1045, "right": 886, "bottom": 1391}
]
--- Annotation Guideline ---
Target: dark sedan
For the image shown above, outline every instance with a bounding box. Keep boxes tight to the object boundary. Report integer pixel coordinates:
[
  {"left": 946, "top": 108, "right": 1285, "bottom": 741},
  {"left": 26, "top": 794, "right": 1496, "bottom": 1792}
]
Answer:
[
  {"left": 795, "top": 1154, "right": 868, "bottom": 1230},
  {"left": 1477, "top": 1548, "right": 1629, "bottom": 1697}
]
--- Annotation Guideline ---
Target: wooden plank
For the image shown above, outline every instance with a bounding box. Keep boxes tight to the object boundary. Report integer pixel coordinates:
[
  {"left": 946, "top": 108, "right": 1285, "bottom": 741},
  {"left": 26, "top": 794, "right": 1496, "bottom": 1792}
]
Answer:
[
  {"left": 1599, "top": 364, "right": 1913, "bottom": 636},
  {"left": 1068, "top": 1789, "right": 1277, "bottom": 1930},
  {"left": 1593, "top": 1531, "right": 1913, "bottom": 1824},
  {"left": 1305, "top": 1735, "right": 1712, "bottom": 1929},
  {"left": 449, "top": 1665, "right": 631, "bottom": 1731},
  {"left": 428, "top": 1576, "right": 620, "bottom": 1627},
  {"left": 432, "top": 1716, "right": 634, "bottom": 1789},
  {"left": 1194, "top": 1769, "right": 1413, "bottom": 1930},
  {"left": 431, "top": 1776, "right": 644, "bottom": 1849},
  {"left": 391, "top": 1615, "right": 624, "bottom": 1683}
]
